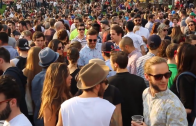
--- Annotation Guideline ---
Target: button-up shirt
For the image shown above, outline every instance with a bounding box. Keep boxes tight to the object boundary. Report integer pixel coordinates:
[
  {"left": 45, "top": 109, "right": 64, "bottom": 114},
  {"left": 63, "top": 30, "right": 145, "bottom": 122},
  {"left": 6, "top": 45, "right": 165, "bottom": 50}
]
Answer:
[
  {"left": 143, "top": 88, "right": 188, "bottom": 126},
  {"left": 123, "top": 32, "right": 145, "bottom": 52},
  {"left": 127, "top": 49, "right": 142, "bottom": 75},
  {"left": 105, "top": 59, "right": 116, "bottom": 78},
  {"left": 136, "top": 52, "right": 155, "bottom": 86},
  {"left": 2, "top": 45, "right": 18, "bottom": 59},
  {"left": 78, "top": 43, "right": 104, "bottom": 66},
  {"left": 71, "top": 35, "right": 87, "bottom": 47},
  {"left": 145, "top": 21, "right": 154, "bottom": 32}
]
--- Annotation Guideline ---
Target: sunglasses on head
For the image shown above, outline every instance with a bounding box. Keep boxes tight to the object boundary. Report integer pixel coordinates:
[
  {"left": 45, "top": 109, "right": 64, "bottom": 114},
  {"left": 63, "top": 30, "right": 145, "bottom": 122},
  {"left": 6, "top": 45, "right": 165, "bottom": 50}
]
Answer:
[
  {"left": 148, "top": 71, "right": 172, "bottom": 81},
  {"left": 163, "top": 29, "right": 168, "bottom": 31},
  {"left": 78, "top": 28, "right": 85, "bottom": 31},
  {"left": 88, "top": 39, "right": 97, "bottom": 43},
  {"left": 134, "top": 19, "right": 141, "bottom": 22},
  {"left": 58, "top": 47, "right": 63, "bottom": 50},
  {"left": 189, "top": 24, "right": 194, "bottom": 26}
]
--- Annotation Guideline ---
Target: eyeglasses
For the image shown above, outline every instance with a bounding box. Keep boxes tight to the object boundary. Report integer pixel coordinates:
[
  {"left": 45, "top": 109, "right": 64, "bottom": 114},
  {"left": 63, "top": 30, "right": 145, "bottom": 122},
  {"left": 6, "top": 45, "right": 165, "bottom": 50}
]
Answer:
[
  {"left": 58, "top": 47, "right": 63, "bottom": 50},
  {"left": 189, "top": 24, "right": 194, "bottom": 26},
  {"left": 134, "top": 20, "right": 141, "bottom": 22},
  {"left": 87, "top": 24, "right": 92, "bottom": 26},
  {"left": 148, "top": 71, "right": 172, "bottom": 81},
  {"left": 78, "top": 28, "right": 85, "bottom": 31},
  {"left": 163, "top": 29, "right": 168, "bottom": 31},
  {"left": 88, "top": 39, "right": 97, "bottom": 43},
  {"left": 0, "top": 98, "right": 12, "bottom": 105}
]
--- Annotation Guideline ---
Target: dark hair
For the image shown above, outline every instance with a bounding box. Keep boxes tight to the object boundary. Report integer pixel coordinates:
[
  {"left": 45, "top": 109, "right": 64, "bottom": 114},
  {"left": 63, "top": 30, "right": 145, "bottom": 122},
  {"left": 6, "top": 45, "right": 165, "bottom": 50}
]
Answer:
[
  {"left": 125, "top": 21, "right": 134, "bottom": 32},
  {"left": 87, "top": 29, "right": 98, "bottom": 36},
  {"left": 166, "top": 43, "right": 178, "bottom": 59},
  {"left": 0, "top": 75, "right": 21, "bottom": 106},
  {"left": 64, "top": 23, "right": 70, "bottom": 32},
  {"left": 148, "top": 14, "right": 154, "bottom": 20},
  {"left": 0, "top": 32, "right": 8, "bottom": 44},
  {"left": 48, "top": 39, "right": 62, "bottom": 52},
  {"left": 77, "top": 23, "right": 85, "bottom": 29},
  {"left": 0, "top": 47, "right": 10, "bottom": 62},
  {"left": 57, "top": 29, "right": 69, "bottom": 44},
  {"left": 91, "top": 23, "right": 100, "bottom": 34},
  {"left": 49, "top": 18, "right": 55, "bottom": 27},
  {"left": 110, "top": 51, "right": 128, "bottom": 69},
  {"left": 70, "top": 41, "right": 82, "bottom": 50},
  {"left": 67, "top": 47, "right": 79, "bottom": 64},
  {"left": 164, "top": 19, "right": 170, "bottom": 26},
  {"left": 32, "top": 31, "right": 45, "bottom": 41},
  {"left": 157, "top": 39, "right": 171, "bottom": 58},
  {"left": 150, "top": 22, "right": 160, "bottom": 35},
  {"left": 19, "top": 21, "right": 27, "bottom": 27},
  {"left": 24, "top": 19, "right": 31, "bottom": 27},
  {"left": 75, "top": 17, "right": 83, "bottom": 22},
  {"left": 180, "top": 10, "right": 186, "bottom": 16},
  {"left": 111, "top": 25, "right": 124, "bottom": 37},
  {"left": 0, "top": 24, "right": 3, "bottom": 31},
  {"left": 35, "top": 25, "right": 42, "bottom": 32}
]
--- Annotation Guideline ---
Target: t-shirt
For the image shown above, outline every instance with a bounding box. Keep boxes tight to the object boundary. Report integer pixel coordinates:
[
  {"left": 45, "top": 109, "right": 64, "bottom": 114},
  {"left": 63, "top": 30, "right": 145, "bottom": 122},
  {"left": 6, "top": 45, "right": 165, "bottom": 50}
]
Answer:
[
  {"left": 168, "top": 64, "right": 178, "bottom": 89},
  {"left": 3, "top": 114, "right": 32, "bottom": 126}
]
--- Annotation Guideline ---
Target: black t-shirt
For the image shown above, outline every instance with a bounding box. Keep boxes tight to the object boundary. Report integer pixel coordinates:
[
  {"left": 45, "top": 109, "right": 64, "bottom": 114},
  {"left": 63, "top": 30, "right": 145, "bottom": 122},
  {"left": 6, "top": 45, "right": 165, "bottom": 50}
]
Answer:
[{"left": 70, "top": 68, "right": 80, "bottom": 95}]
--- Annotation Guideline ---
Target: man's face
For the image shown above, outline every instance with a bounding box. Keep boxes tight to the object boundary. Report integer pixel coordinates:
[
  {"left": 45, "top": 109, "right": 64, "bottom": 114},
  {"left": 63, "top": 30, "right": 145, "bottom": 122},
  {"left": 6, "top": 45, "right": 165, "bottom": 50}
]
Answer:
[
  {"left": 158, "top": 13, "right": 163, "bottom": 19},
  {"left": 151, "top": 16, "right": 155, "bottom": 23},
  {"left": 74, "top": 19, "right": 79, "bottom": 26},
  {"left": 34, "top": 37, "right": 44, "bottom": 48},
  {"left": 100, "top": 23, "right": 106, "bottom": 29},
  {"left": 134, "top": 17, "right": 141, "bottom": 25},
  {"left": 7, "top": 23, "right": 14, "bottom": 30},
  {"left": 110, "top": 56, "right": 117, "bottom": 71},
  {"left": 145, "top": 63, "right": 170, "bottom": 92},
  {"left": 119, "top": 44, "right": 129, "bottom": 55},
  {"left": 86, "top": 21, "right": 92, "bottom": 29},
  {"left": 190, "top": 15, "right": 194, "bottom": 19},
  {"left": 191, "top": 40, "right": 196, "bottom": 45},
  {"left": 77, "top": 26, "right": 85, "bottom": 35},
  {"left": 14, "top": 35, "right": 20, "bottom": 41},
  {"left": 110, "top": 30, "right": 121, "bottom": 43},
  {"left": 172, "top": 19, "right": 178, "bottom": 24},
  {"left": 168, "top": 15, "right": 173, "bottom": 20},
  {"left": 0, "top": 93, "right": 11, "bottom": 120},
  {"left": 18, "top": 23, "right": 23, "bottom": 32},
  {"left": 86, "top": 35, "right": 97, "bottom": 49}
]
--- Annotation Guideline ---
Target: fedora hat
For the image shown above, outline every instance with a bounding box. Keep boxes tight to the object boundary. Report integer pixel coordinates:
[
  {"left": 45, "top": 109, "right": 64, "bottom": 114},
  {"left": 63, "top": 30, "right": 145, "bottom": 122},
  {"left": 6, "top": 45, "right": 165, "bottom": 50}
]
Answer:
[
  {"left": 39, "top": 47, "right": 59, "bottom": 67},
  {"left": 89, "top": 58, "right": 105, "bottom": 65},
  {"left": 77, "top": 63, "right": 109, "bottom": 90}
]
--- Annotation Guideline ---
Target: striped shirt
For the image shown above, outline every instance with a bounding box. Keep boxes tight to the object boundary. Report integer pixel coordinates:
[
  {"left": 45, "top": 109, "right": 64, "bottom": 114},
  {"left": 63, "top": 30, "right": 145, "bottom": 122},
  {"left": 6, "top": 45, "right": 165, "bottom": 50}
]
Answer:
[
  {"left": 136, "top": 52, "right": 155, "bottom": 87},
  {"left": 71, "top": 36, "right": 87, "bottom": 47}
]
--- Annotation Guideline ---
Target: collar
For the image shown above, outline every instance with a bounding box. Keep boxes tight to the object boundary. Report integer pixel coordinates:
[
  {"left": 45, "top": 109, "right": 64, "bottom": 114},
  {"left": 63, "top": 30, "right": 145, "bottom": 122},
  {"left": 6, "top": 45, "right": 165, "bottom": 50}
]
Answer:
[
  {"left": 105, "top": 59, "right": 110, "bottom": 63},
  {"left": 128, "top": 49, "right": 138, "bottom": 57},
  {"left": 149, "top": 88, "right": 169, "bottom": 98},
  {"left": 76, "top": 35, "right": 86, "bottom": 40},
  {"left": 168, "top": 64, "right": 177, "bottom": 68},
  {"left": 86, "top": 43, "right": 98, "bottom": 50},
  {"left": 147, "top": 52, "right": 155, "bottom": 56}
]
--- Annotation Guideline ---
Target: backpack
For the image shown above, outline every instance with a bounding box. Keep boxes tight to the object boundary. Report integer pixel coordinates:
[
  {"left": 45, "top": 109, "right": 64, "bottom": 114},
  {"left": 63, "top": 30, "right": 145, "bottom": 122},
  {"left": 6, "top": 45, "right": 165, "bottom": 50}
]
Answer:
[
  {"left": 176, "top": 72, "right": 196, "bottom": 117},
  {"left": 16, "top": 56, "right": 27, "bottom": 71}
]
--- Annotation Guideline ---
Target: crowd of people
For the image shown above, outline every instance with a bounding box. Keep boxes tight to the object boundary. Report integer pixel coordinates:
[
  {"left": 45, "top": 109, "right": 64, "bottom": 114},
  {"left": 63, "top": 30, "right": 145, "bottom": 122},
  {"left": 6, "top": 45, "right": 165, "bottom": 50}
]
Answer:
[{"left": 0, "top": 0, "right": 196, "bottom": 126}]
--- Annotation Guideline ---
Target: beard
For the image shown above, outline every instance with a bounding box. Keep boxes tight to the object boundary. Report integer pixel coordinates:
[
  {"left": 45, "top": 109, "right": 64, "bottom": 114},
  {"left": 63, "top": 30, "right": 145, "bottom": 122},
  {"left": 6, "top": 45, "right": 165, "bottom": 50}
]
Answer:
[
  {"left": 0, "top": 103, "right": 11, "bottom": 120},
  {"left": 150, "top": 82, "right": 162, "bottom": 92}
]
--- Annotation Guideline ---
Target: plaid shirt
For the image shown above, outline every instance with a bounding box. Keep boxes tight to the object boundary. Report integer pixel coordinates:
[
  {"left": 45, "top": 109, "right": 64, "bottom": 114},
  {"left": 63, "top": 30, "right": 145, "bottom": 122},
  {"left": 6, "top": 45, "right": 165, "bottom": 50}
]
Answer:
[
  {"left": 136, "top": 52, "right": 155, "bottom": 87},
  {"left": 71, "top": 36, "right": 87, "bottom": 47}
]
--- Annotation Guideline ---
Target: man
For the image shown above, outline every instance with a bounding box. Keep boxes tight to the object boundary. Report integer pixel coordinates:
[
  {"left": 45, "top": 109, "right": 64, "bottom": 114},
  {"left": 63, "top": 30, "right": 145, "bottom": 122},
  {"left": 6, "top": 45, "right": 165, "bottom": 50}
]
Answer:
[
  {"left": 53, "top": 21, "right": 64, "bottom": 39},
  {"left": 179, "top": 10, "right": 187, "bottom": 33},
  {"left": 19, "top": 21, "right": 28, "bottom": 32},
  {"left": 32, "top": 19, "right": 45, "bottom": 32},
  {"left": 70, "top": 17, "right": 81, "bottom": 32},
  {"left": 145, "top": 14, "right": 155, "bottom": 32},
  {"left": 0, "top": 32, "right": 18, "bottom": 59},
  {"left": 101, "top": 19, "right": 110, "bottom": 42},
  {"left": 168, "top": 13, "right": 173, "bottom": 27},
  {"left": 62, "top": 15, "right": 70, "bottom": 27},
  {"left": 25, "top": 19, "right": 34, "bottom": 34},
  {"left": 44, "top": 18, "right": 56, "bottom": 44},
  {"left": 57, "top": 63, "right": 121, "bottom": 126},
  {"left": 0, "top": 76, "right": 32, "bottom": 126},
  {"left": 119, "top": 37, "right": 142, "bottom": 75},
  {"left": 86, "top": 20, "right": 93, "bottom": 30},
  {"left": 101, "top": 42, "right": 117, "bottom": 78},
  {"left": 21, "top": 30, "right": 33, "bottom": 46},
  {"left": 7, "top": 20, "right": 16, "bottom": 34},
  {"left": 166, "top": 43, "right": 178, "bottom": 89},
  {"left": 132, "top": 56, "right": 188, "bottom": 126},
  {"left": 0, "top": 47, "right": 28, "bottom": 117},
  {"left": 32, "top": 31, "right": 45, "bottom": 48},
  {"left": 71, "top": 23, "right": 87, "bottom": 47},
  {"left": 32, "top": 47, "right": 59, "bottom": 126},
  {"left": 10, "top": 39, "right": 29, "bottom": 70},
  {"left": 189, "top": 12, "right": 196, "bottom": 23},
  {"left": 155, "top": 12, "right": 165, "bottom": 23},
  {"left": 133, "top": 15, "right": 150, "bottom": 44},
  {"left": 124, "top": 21, "right": 146, "bottom": 55},
  {"left": 110, "top": 25, "right": 124, "bottom": 49},
  {"left": 78, "top": 29, "right": 103, "bottom": 67},
  {"left": 136, "top": 35, "right": 161, "bottom": 87},
  {"left": 108, "top": 51, "right": 146, "bottom": 126}
]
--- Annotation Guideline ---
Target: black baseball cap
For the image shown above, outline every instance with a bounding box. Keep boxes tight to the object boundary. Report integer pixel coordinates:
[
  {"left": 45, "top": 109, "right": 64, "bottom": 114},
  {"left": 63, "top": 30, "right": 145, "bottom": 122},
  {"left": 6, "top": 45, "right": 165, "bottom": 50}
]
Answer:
[
  {"left": 147, "top": 35, "right": 161, "bottom": 49},
  {"left": 17, "top": 39, "right": 30, "bottom": 51},
  {"left": 101, "top": 42, "right": 118, "bottom": 53},
  {"left": 100, "top": 20, "right": 109, "bottom": 25}
]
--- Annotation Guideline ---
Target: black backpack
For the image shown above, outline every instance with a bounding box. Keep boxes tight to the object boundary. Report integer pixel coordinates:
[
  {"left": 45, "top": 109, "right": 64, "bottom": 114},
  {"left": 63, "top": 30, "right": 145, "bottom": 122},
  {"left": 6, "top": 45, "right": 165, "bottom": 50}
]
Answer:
[{"left": 16, "top": 56, "right": 27, "bottom": 71}]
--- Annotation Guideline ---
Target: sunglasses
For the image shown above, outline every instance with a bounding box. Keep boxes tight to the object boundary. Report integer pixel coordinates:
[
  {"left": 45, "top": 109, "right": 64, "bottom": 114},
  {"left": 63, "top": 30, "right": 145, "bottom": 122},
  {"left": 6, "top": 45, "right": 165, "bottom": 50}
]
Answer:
[
  {"left": 58, "top": 47, "right": 63, "bottom": 50},
  {"left": 148, "top": 71, "right": 172, "bottom": 81},
  {"left": 134, "top": 20, "right": 141, "bottom": 22},
  {"left": 163, "top": 29, "right": 168, "bottom": 31},
  {"left": 0, "top": 98, "right": 12, "bottom": 104},
  {"left": 189, "top": 24, "right": 194, "bottom": 26},
  {"left": 78, "top": 28, "right": 85, "bottom": 31},
  {"left": 88, "top": 39, "right": 97, "bottom": 43}
]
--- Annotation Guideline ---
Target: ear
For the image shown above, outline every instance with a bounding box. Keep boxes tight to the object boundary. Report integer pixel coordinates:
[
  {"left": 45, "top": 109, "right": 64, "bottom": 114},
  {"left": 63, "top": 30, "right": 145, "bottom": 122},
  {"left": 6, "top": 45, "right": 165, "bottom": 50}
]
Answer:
[
  {"left": 144, "top": 73, "right": 150, "bottom": 81},
  {"left": 10, "top": 98, "right": 17, "bottom": 107},
  {"left": 114, "top": 62, "right": 118, "bottom": 68}
]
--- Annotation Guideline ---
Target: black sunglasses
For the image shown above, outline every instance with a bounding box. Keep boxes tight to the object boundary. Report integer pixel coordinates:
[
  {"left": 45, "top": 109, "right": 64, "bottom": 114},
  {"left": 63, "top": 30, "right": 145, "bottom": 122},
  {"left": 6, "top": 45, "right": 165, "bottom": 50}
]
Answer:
[
  {"left": 88, "top": 39, "right": 97, "bottom": 43},
  {"left": 78, "top": 28, "right": 85, "bottom": 31},
  {"left": 58, "top": 47, "right": 63, "bottom": 50},
  {"left": 189, "top": 24, "right": 194, "bottom": 26},
  {"left": 134, "top": 20, "right": 141, "bottom": 22},
  {"left": 148, "top": 71, "right": 172, "bottom": 81},
  {"left": 163, "top": 29, "right": 168, "bottom": 31}
]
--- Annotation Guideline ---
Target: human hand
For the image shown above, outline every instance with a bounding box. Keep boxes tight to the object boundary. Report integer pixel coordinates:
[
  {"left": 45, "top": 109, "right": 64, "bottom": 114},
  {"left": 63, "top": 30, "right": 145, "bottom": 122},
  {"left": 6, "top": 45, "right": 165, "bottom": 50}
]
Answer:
[{"left": 131, "top": 121, "right": 147, "bottom": 126}]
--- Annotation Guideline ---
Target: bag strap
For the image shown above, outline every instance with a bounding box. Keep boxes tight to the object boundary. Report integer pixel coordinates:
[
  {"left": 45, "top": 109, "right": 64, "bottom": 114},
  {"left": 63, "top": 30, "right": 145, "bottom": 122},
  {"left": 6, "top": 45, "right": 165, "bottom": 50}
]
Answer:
[{"left": 176, "top": 72, "right": 196, "bottom": 93}]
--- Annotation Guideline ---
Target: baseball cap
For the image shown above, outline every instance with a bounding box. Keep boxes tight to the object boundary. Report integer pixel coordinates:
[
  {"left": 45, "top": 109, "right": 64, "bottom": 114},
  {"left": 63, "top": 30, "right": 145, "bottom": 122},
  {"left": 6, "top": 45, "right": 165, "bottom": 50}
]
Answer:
[
  {"left": 147, "top": 35, "right": 161, "bottom": 49},
  {"left": 17, "top": 39, "right": 30, "bottom": 51},
  {"left": 100, "top": 20, "right": 109, "bottom": 25},
  {"left": 13, "top": 31, "right": 21, "bottom": 36},
  {"left": 190, "top": 12, "right": 196, "bottom": 16},
  {"left": 171, "top": 10, "right": 176, "bottom": 15},
  {"left": 101, "top": 42, "right": 118, "bottom": 53}
]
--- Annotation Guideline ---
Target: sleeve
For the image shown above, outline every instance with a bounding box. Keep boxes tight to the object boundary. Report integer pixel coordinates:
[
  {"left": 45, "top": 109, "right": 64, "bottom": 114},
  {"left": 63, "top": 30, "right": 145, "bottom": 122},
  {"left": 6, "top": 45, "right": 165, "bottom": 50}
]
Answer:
[
  {"left": 166, "top": 105, "right": 188, "bottom": 126},
  {"left": 180, "top": 20, "right": 186, "bottom": 27},
  {"left": 113, "top": 87, "right": 123, "bottom": 105}
]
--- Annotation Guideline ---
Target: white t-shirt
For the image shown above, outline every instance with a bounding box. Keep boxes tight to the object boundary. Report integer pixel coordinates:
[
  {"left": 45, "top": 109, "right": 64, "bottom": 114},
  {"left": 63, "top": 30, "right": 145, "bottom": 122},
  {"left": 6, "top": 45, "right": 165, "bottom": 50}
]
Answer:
[
  {"left": 16, "top": 4, "right": 21, "bottom": 9},
  {"left": 53, "top": 2, "right": 57, "bottom": 7},
  {"left": 61, "top": 97, "right": 115, "bottom": 126},
  {"left": 3, "top": 114, "right": 32, "bottom": 126}
]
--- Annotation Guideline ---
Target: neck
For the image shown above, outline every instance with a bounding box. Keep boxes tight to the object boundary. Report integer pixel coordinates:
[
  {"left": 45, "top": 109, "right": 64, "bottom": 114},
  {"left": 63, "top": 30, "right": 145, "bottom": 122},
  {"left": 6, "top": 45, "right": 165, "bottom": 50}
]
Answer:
[
  {"left": 6, "top": 108, "right": 21, "bottom": 122},
  {"left": 2, "top": 63, "right": 12, "bottom": 72},
  {"left": 116, "top": 68, "right": 128, "bottom": 73},
  {"left": 115, "top": 38, "right": 121, "bottom": 46},
  {"left": 68, "top": 61, "right": 78, "bottom": 67},
  {"left": 167, "top": 59, "right": 176, "bottom": 64},
  {"left": 79, "top": 91, "right": 98, "bottom": 98},
  {"left": 104, "top": 56, "right": 110, "bottom": 61},
  {"left": 104, "top": 26, "right": 109, "bottom": 30},
  {"left": 19, "top": 51, "right": 28, "bottom": 57},
  {"left": 149, "top": 86, "right": 158, "bottom": 97},
  {"left": 159, "top": 34, "right": 166, "bottom": 39},
  {"left": 149, "top": 49, "right": 158, "bottom": 56},
  {"left": 78, "top": 34, "right": 84, "bottom": 38}
]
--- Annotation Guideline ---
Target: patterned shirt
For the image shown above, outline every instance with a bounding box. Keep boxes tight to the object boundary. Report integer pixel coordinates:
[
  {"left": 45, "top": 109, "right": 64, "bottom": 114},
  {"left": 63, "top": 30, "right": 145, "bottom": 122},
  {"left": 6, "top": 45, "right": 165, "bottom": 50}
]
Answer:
[
  {"left": 71, "top": 36, "right": 87, "bottom": 47},
  {"left": 143, "top": 88, "right": 188, "bottom": 126},
  {"left": 2, "top": 45, "right": 18, "bottom": 60},
  {"left": 78, "top": 43, "right": 104, "bottom": 66},
  {"left": 105, "top": 59, "right": 116, "bottom": 78},
  {"left": 136, "top": 52, "right": 155, "bottom": 87}
]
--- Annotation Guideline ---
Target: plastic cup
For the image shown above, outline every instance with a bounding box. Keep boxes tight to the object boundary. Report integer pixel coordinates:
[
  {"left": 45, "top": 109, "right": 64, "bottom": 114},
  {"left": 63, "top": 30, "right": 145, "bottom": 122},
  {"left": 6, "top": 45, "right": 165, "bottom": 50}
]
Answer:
[{"left": 131, "top": 115, "right": 144, "bottom": 124}]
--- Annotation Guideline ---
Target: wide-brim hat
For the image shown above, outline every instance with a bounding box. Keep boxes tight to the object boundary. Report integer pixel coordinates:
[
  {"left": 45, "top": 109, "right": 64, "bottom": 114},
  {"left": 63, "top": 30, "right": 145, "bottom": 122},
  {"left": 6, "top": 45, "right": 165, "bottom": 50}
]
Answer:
[
  {"left": 77, "top": 63, "right": 109, "bottom": 90},
  {"left": 39, "top": 47, "right": 59, "bottom": 67}
]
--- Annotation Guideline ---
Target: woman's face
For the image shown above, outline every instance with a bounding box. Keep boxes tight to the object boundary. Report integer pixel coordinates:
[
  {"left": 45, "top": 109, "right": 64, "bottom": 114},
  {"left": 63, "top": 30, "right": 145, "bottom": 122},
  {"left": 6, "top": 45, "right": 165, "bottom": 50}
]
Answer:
[
  {"left": 57, "top": 43, "right": 63, "bottom": 55},
  {"left": 172, "top": 19, "right": 178, "bottom": 24},
  {"left": 188, "top": 22, "right": 195, "bottom": 31},
  {"left": 161, "top": 26, "right": 168, "bottom": 36}
]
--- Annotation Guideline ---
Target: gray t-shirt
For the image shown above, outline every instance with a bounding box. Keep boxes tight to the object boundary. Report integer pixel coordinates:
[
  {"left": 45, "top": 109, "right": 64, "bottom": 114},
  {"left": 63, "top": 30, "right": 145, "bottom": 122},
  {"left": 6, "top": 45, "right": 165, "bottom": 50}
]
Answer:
[
  {"left": 8, "top": 37, "right": 16, "bottom": 48},
  {"left": 180, "top": 17, "right": 187, "bottom": 27}
]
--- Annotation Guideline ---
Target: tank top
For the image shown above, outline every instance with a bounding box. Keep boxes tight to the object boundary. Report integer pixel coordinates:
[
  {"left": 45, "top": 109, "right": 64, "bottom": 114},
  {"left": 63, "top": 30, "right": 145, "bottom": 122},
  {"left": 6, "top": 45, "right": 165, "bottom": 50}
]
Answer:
[{"left": 61, "top": 97, "right": 115, "bottom": 126}]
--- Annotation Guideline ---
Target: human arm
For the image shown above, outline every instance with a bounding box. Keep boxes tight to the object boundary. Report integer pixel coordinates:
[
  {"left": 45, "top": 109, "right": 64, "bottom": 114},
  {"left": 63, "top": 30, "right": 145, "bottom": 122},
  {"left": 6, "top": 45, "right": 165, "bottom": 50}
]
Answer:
[
  {"left": 140, "top": 45, "right": 146, "bottom": 55},
  {"left": 115, "top": 104, "right": 123, "bottom": 126},
  {"left": 110, "top": 107, "right": 123, "bottom": 126},
  {"left": 56, "top": 109, "right": 63, "bottom": 126},
  {"left": 141, "top": 36, "right": 147, "bottom": 44},
  {"left": 131, "top": 121, "right": 147, "bottom": 126},
  {"left": 43, "top": 106, "right": 57, "bottom": 126}
]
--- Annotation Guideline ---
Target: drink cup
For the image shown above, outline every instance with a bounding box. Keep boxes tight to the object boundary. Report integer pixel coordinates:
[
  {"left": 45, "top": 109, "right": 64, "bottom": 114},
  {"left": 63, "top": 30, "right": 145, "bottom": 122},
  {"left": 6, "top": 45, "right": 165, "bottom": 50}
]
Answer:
[{"left": 131, "top": 115, "right": 144, "bottom": 124}]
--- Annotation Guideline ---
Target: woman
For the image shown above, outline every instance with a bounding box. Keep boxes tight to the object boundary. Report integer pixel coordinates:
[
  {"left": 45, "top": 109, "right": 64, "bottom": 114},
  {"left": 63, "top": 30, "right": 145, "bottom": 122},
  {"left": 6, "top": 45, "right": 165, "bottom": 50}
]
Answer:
[
  {"left": 170, "top": 26, "right": 185, "bottom": 43},
  {"left": 39, "top": 63, "right": 72, "bottom": 126},
  {"left": 185, "top": 21, "right": 196, "bottom": 36},
  {"left": 172, "top": 17, "right": 179, "bottom": 27},
  {"left": 57, "top": 29, "right": 69, "bottom": 56},
  {"left": 150, "top": 22, "right": 160, "bottom": 35},
  {"left": 171, "top": 43, "right": 196, "bottom": 125},
  {"left": 23, "top": 47, "right": 42, "bottom": 124},
  {"left": 157, "top": 39, "right": 171, "bottom": 59},
  {"left": 67, "top": 47, "right": 80, "bottom": 95},
  {"left": 157, "top": 23, "right": 171, "bottom": 40}
]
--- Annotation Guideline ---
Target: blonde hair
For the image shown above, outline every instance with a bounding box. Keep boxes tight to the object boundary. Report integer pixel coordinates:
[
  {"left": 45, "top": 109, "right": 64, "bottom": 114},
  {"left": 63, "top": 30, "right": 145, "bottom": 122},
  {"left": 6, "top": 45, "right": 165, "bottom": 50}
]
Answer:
[
  {"left": 22, "top": 30, "right": 32, "bottom": 38},
  {"left": 157, "top": 23, "right": 167, "bottom": 35},
  {"left": 144, "top": 56, "right": 167, "bottom": 74},
  {"left": 39, "top": 63, "right": 72, "bottom": 120}
]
